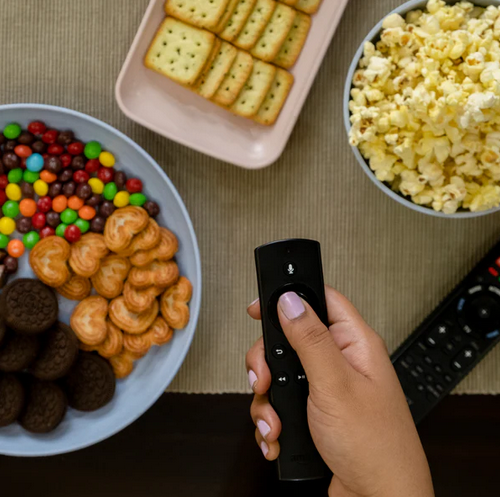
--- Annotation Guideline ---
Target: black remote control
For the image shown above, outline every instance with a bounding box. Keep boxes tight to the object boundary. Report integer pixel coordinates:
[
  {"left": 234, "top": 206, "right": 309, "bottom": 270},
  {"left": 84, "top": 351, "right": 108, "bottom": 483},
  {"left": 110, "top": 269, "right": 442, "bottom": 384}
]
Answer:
[
  {"left": 392, "top": 241, "right": 500, "bottom": 424},
  {"left": 255, "top": 239, "right": 330, "bottom": 481}
]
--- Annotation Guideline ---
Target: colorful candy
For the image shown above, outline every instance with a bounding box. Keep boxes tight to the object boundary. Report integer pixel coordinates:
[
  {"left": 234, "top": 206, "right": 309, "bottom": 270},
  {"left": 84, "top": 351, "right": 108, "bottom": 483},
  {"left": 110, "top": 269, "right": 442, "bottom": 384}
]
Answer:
[
  {"left": 33, "top": 179, "right": 49, "bottom": 197},
  {"left": 23, "top": 170, "right": 39, "bottom": 184},
  {"left": 60, "top": 208, "right": 78, "bottom": 225},
  {"left": 78, "top": 206, "right": 96, "bottom": 221},
  {"left": 0, "top": 233, "right": 9, "bottom": 249},
  {"left": 41, "top": 129, "right": 58, "bottom": 144},
  {"left": 88, "top": 177, "right": 104, "bottom": 194},
  {"left": 7, "top": 239, "right": 25, "bottom": 258},
  {"left": 103, "top": 182, "right": 117, "bottom": 201},
  {"left": 0, "top": 191, "right": 6, "bottom": 208},
  {"left": 3, "top": 123, "right": 22, "bottom": 140},
  {"left": 0, "top": 217, "right": 16, "bottom": 235},
  {"left": 39, "top": 226, "right": 55, "bottom": 239},
  {"left": 74, "top": 218, "right": 90, "bottom": 233},
  {"left": 84, "top": 141, "right": 102, "bottom": 159},
  {"left": 14, "top": 145, "right": 32, "bottom": 158},
  {"left": 5, "top": 184, "right": 21, "bottom": 201},
  {"left": 129, "top": 193, "right": 147, "bottom": 206},
  {"left": 31, "top": 212, "right": 46, "bottom": 230},
  {"left": 47, "top": 144, "right": 64, "bottom": 155},
  {"left": 19, "top": 198, "right": 37, "bottom": 217},
  {"left": 40, "top": 170, "right": 57, "bottom": 183},
  {"left": 99, "top": 151, "right": 115, "bottom": 167},
  {"left": 85, "top": 159, "right": 100, "bottom": 174},
  {"left": 56, "top": 223, "right": 68, "bottom": 237},
  {"left": 28, "top": 121, "right": 46, "bottom": 135},
  {"left": 37, "top": 196, "right": 52, "bottom": 213},
  {"left": 23, "top": 231, "right": 40, "bottom": 249},
  {"left": 126, "top": 178, "right": 143, "bottom": 193},
  {"left": 113, "top": 191, "right": 130, "bottom": 208},
  {"left": 67, "top": 142, "right": 84, "bottom": 155},
  {"left": 68, "top": 196, "right": 84, "bottom": 211},
  {"left": 7, "top": 168, "right": 23, "bottom": 184},
  {"left": 73, "top": 170, "right": 89, "bottom": 184},
  {"left": 26, "top": 153, "right": 44, "bottom": 172},
  {"left": 0, "top": 176, "right": 8, "bottom": 189},
  {"left": 64, "top": 225, "right": 81, "bottom": 243},
  {"left": 52, "top": 195, "right": 68, "bottom": 213},
  {"left": 2, "top": 201, "right": 20, "bottom": 218}
]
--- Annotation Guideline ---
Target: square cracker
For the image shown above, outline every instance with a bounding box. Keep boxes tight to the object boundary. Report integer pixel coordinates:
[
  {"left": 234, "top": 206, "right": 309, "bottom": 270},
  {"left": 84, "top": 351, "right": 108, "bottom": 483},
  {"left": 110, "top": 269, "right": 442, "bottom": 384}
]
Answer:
[
  {"left": 165, "top": 0, "right": 230, "bottom": 29},
  {"left": 212, "top": 50, "right": 254, "bottom": 106},
  {"left": 231, "top": 59, "right": 276, "bottom": 117},
  {"left": 219, "top": 0, "right": 258, "bottom": 42},
  {"left": 145, "top": 17, "right": 215, "bottom": 86},
  {"left": 251, "top": 3, "right": 295, "bottom": 62},
  {"left": 295, "top": 0, "right": 322, "bottom": 14},
  {"left": 214, "top": 0, "right": 240, "bottom": 32},
  {"left": 273, "top": 11, "right": 311, "bottom": 69},
  {"left": 196, "top": 41, "right": 238, "bottom": 98},
  {"left": 193, "top": 38, "right": 222, "bottom": 85},
  {"left": 234, "top": 0, "right": 276, "bottom": 51},
  {"left": 254, "top": 68, "right": 294, "bottom": 125},
  {"left": 280, "top": 0, "right": 297, "bottom": 5}
]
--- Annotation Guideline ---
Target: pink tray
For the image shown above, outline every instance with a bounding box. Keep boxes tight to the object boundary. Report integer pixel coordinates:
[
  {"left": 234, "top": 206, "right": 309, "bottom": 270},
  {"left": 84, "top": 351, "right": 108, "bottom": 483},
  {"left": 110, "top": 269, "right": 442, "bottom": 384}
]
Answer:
[{"left": 116, "top": 0, "right": 349, "bottom": 169}]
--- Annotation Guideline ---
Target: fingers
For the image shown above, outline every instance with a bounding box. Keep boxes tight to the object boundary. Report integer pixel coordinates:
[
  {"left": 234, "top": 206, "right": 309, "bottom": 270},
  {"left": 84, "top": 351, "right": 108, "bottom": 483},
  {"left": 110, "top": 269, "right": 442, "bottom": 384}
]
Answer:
[
  {"left": 247, "top": 298, "right": 261, "bottom": 321},
  {"left": 255, "top": 428, "right": 280, "bottom": 461},
  {"left": 245, "top": 337, "right": 271, "bottom": 395},
  {"left": 250, "top": 394, "right": 282, "bottom": 443},
  {"left": 278, "top": 292, "right": 353, "bottom": 392}
]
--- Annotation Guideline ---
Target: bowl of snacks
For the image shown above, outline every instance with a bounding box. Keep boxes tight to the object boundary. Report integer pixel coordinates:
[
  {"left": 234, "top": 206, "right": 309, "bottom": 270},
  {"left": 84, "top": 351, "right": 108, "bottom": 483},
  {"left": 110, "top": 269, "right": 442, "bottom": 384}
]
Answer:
[
  {"left": 0, "top": 103, "right": 201, "bottom": 456},
  {"left": 344, "top": 0, "right": 500, "bottom": 217}
]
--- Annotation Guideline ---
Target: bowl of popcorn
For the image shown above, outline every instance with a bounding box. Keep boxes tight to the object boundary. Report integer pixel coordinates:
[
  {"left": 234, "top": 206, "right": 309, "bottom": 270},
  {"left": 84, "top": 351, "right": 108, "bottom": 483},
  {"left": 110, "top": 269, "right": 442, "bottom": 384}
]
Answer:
[{"left": 344, "top": 0, "right": 500, "bottom": 217}]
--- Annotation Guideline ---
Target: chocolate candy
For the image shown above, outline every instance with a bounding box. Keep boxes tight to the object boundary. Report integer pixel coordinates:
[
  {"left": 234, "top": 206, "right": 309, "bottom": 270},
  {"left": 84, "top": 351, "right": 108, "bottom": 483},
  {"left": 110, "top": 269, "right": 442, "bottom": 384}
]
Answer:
[
  {"left": 86, "top": 194, "right": 102, "bottom": 207},
  {"left": 48, "top": 182, "right": 62, "bottom": 198},
  {"left": 114, "top": 171, "right": 127, "bottom": 190},
  {"left": 90, "top": 216, "right": 105, "bottom": 233},
  {"left": 4, "top": 141, "right": 17, "bottom": 152},
  {"left": 31, "top": 140, "right": 46, "bottom": 154},
  {"left": 144, "top": 201, "right": 160, "bottom": 218},
  {"left": 76, "top": 183, "right": 91, "bottom": 200},
  {"left": 45, "top": 156, "right": 62, "bottom": 174},
  {"left": 46, "top": 211, "right": 60, "bottom": 228},
  {"left": 0, "top": 134, "right": 5, "bottom": 145},
  {"left": 58, "top": 169, "right": 73, "bottom": 183},
  {"left": 2, "top": 152, "right": 19, "bottom": 170},
  {"left": 99, "top": 201, "right": 115, "bottom": 218},
  {"left": 56, "top": 130, "right": 74, "bottom": 146},
  {"left": 4, "top": 256, "right": 18, "bottom": 274},
  {"left": 71, "top": 155, "right": 85, "bottom": 171},
  {"left": 17, "top": 131, "right": 35, "bottom": 145},
  {"left": 16, "top": 217, "right": 32, "bottom": 234},
  {"left": 63, "top": 181, "right": 76, "bottom": 197},
  {"left": 20, "top": 182, "right": 35, "bottom": 199},
  {"left": 0, "top": 265, "right": 7, "bottom": 290},
  {"left": 0, "top": 160, "right": 5, "bottom": 176},
  {"left": 0, "top": 249, "right": 6, "bottom": 264}
]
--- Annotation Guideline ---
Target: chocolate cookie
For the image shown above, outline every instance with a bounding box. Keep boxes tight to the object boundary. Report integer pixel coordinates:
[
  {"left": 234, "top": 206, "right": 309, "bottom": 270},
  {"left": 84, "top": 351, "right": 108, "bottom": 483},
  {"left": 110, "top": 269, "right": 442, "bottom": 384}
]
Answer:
[
  {"left": 30, "top": 323, "right": 78, "bottom": 381},
  {"left": 19, "top": 380, "right": 67, "bottom": 433},
  {"left": 64, "top": 352, "right": 115, "bottom": 411},
  {"left": 0, "top": 331, "right": 40, "bottom": 372},
  {"left": 0, "top": 279, "right": 58, "bottom": 335},
  {"left": 0, "top": 373, "right": 25, "bottom": 427}
]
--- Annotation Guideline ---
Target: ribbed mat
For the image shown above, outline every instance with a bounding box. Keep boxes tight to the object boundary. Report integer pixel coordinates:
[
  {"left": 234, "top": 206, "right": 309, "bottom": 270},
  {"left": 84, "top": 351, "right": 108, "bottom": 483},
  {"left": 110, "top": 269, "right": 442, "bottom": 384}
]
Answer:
[{"left": 1, "top": 0, "right": 500, "bottom": 394}]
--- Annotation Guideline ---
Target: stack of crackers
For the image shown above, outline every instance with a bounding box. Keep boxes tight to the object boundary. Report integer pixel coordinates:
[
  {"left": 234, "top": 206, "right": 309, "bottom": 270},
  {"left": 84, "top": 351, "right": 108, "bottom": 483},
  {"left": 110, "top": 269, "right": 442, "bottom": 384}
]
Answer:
[{"left": 144, "top": 0, "right": 322, "bottom": 125}]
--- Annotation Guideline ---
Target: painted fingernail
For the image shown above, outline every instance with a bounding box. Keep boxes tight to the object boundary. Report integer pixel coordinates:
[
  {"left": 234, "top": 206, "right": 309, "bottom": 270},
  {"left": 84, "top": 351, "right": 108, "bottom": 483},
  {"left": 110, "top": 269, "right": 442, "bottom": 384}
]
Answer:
[
  {"left": 279, "top": 292, "right": 305, "bottom": 321},
  {"left": 257, "top": 419, "right": 271, "bottom": 439},
  {"left": 261, "top": 441, "right": 269, "bottom": 458},
  {"left": 248, "top": 298, "right": 259, "bottom": 308},
  {"left": 248, "top": 369, "right": 258, "bottom": 390}
]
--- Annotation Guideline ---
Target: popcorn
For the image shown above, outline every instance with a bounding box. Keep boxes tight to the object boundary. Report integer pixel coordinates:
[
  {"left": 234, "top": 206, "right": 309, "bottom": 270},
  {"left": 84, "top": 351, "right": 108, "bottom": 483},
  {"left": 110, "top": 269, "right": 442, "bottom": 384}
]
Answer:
[{"left": 349, "top": 0, "right": 500, "bottom": 213}]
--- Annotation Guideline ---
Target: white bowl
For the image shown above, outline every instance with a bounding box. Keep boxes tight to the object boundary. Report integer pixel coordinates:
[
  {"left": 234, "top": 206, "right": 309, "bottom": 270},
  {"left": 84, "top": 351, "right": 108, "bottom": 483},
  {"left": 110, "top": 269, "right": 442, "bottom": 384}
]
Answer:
[
  {"left": 343, "top": 0, "right": 500, "bottom": 218},
  {"left": 0, "top": 104, "right": 202, "bottom": 456}
]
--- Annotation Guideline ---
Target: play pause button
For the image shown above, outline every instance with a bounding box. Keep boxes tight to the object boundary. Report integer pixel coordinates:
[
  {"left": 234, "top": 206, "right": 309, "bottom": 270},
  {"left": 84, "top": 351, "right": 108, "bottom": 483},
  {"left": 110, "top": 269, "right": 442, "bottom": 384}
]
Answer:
[{"left": 275, "top": 372, "right": 289, "bottom": 386}]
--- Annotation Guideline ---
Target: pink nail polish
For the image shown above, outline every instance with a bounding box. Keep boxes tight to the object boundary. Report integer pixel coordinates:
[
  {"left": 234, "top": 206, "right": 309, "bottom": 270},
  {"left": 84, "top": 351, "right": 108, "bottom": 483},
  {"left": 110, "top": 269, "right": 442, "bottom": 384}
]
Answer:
[
  {"left": 261, "top": 441, "right": 269, "bottom": 458},
  {"left": 279, "top": 292, "right": 305, "bottom": 320},
  {"left": 257, "top": 419, "right": 271, "bottom": 438},
  {"left": 248, "top": 369, "right": 258, "bottom": 390},
  {"left": 248, "top": 298, "right": 259, "bottom": 307}
]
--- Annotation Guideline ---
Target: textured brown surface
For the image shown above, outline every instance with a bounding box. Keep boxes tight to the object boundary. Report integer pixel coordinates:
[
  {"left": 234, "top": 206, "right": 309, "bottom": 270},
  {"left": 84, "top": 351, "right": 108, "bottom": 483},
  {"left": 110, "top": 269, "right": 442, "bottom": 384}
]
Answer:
[{"left": 1, "top": 0, "right": 500, "bottom": 393}]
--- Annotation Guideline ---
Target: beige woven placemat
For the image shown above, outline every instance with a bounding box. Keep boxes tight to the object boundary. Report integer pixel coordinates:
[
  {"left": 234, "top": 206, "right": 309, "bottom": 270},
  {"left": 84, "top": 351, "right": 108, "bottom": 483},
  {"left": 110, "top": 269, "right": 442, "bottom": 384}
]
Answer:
[{"left": 1, "top": 0, "right": 500, "bottom": 394}]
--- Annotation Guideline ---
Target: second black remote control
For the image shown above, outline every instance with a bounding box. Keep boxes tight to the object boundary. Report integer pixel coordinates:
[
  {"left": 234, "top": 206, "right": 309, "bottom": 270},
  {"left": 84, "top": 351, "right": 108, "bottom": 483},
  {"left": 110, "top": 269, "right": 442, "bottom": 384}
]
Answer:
[
  {"left": 392, "top": 240, "right": 500, "bottom": 424},
  {"left": 255, "top": 239, "right": 330, "bottom": 481}
]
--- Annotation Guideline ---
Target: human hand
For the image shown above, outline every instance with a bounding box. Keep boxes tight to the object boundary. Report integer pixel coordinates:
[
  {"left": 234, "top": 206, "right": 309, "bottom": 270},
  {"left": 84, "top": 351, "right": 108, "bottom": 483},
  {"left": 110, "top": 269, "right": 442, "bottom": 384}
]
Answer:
[{"left": 246, "top": 287, "right": 434, "bottom": 497}]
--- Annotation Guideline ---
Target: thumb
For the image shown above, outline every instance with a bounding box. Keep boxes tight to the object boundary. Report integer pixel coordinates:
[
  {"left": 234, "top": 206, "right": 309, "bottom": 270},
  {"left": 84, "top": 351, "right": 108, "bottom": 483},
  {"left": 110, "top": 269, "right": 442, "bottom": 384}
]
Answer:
[{"left": 278, "top": 292, "right": 353, "bottom": 394}]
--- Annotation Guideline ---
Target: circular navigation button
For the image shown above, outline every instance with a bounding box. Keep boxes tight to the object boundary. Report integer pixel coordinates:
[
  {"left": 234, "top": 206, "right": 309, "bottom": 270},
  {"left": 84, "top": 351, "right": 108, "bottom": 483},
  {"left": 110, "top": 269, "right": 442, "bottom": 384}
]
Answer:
[
  {"left": 275, "top": 372, "right": 289, "bottom": 386},
  {"left": 458, "top": 290, "right": 500, "bottom": 337},
  {"left": 272, "top": 344, "right": 287, "bottom": 359}
]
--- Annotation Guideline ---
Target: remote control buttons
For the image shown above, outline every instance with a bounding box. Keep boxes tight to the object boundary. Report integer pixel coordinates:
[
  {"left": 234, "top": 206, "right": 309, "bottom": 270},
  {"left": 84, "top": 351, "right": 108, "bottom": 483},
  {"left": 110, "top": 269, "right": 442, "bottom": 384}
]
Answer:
[
  {"left": 426, "top": 323, "right": 451, "bottom": 347},
  {"left": 295, "top": 371, "right": 307, "bottom": 384},
  {"left": 458, "top": 287, "right": 500, "bottom": 338},
  {"left": 451, "top": 347, "right": 476, "bottom": 371},
  {"left": 272, "top": 344, "right": 287, "bottom": 359},
  {"left": 275, "top": 372, "right": 289, "bottom": 386},
  {"left": 283, "top": 261, "right": 297, "bottom": 276}
]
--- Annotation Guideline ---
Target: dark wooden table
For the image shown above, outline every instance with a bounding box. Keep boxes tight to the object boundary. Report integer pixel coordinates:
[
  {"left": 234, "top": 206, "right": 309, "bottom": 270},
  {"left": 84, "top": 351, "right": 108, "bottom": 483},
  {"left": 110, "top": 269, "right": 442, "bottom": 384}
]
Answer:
[{"left": 1, "top": 394, "right": 499, "bottom": 497}]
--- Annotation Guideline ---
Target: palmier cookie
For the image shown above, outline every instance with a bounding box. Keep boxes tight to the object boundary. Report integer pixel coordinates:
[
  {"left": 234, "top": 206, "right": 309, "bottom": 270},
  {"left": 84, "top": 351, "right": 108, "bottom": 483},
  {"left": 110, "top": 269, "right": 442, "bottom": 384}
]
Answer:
[
  {"left": 79, "top": 320, "right": 124, "bottom": 359},
  {"left": 130, "top": 228, "right": 178, "bottom": 268},
  {"left": 0, "top": 279, "right": 58, "bottom": 335},
  {"left": 0, "top": 332, "right": 40, "bottom": 372},
  {"left": 64, "top": 352, "right": 115, "bottom": 411},
  {"left": 118, "top": 218, "right": 161, "bottom": 257},
  {"left": 0, "top": 373, "right": 25, "bottom": 427},
  {"left": 160, "top": 277, "right": 192, "bottom": 329},
  {"left": 30, "top": 323, "right": 79, "bottom": 381},
  {"left": 109, "top": 351, "right": 136, "bottom": 379},
  {"left": 69, "top": 233, "right": 109, "bottom": 278},
  {"left": 70, "top": 296, "right": 108, "bottom": 346},
  {"left": 91, "top": 255, "right": 131, "bottom": 300},
  {"left": 104, "top": 206, "right": 149, "bottom": 253},
  {"left": 123, "top": 316, "right": 173, "bottom": 359},
  {"left": 56, "top": 272, "right": 91, "bottom": 301},
  {"left": 19, "top": 380, "right": 67, "bottom": 434},
  {"left": 123, "top": 281, "right": 164, "bottom": 313},
  {"left": 128, "top": 260, "right": 179, "bottom": 290},
  {"left": 29, "top": 236, "right": 71, "bottom": 288},
  {"left": 109, "top": 296, "right": 158, "bottom": 335}
]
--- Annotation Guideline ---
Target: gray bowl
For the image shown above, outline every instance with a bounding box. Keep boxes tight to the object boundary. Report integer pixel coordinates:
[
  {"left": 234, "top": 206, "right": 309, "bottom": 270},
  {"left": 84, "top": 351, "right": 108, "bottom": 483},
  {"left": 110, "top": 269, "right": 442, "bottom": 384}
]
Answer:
[{"left": 343, "top": 0, "right": 500, "bottom": 218}]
